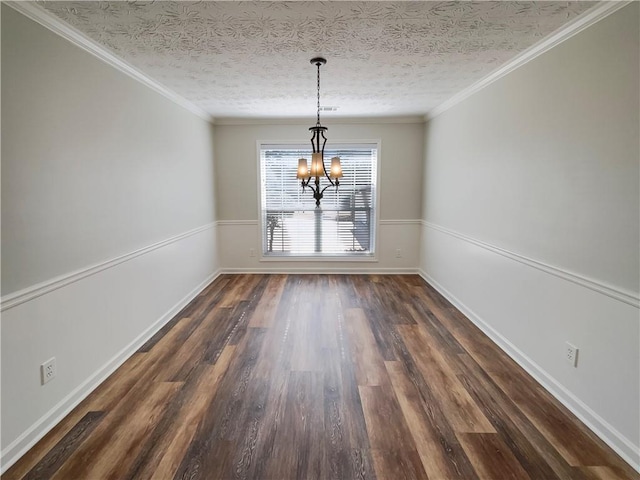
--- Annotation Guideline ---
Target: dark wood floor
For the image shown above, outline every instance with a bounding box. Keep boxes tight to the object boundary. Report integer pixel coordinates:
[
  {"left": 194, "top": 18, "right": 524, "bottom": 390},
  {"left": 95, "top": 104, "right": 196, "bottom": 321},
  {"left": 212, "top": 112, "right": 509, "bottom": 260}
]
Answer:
[{"left": 4, "top": 274, "right": 638, "bottom": 480}]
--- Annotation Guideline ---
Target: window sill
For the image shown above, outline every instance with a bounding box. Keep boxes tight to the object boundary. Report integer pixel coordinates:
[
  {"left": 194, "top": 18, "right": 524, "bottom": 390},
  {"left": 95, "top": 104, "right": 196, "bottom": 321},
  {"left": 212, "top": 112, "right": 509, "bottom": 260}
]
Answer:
[{"left": 260, "top": 255, "right": 378, "bottom": 263}]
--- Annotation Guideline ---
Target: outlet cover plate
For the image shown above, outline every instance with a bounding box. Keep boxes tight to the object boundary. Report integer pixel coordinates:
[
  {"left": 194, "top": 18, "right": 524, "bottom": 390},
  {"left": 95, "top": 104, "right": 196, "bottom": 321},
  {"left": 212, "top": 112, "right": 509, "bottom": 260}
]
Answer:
[
  {"left": 565, "top": 342, "right": 579, "bottom": 367},
  {"left": 41, "top": 357, "right": 56, "bottom": 385}
]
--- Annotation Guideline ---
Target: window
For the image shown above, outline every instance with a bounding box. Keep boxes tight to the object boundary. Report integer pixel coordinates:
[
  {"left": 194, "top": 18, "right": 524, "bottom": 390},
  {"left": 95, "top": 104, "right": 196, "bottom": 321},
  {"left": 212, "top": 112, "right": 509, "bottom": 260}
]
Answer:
[{"left": 260, "top": 143, "right": 378, "bottom": 257}]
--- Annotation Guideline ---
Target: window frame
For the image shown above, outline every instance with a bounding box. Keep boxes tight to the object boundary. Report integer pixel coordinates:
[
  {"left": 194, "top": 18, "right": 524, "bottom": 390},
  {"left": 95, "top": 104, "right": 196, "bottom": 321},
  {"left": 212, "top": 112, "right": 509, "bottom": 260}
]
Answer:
[{"left": 256, "top": 139, "right": 381, "bottom": 262}]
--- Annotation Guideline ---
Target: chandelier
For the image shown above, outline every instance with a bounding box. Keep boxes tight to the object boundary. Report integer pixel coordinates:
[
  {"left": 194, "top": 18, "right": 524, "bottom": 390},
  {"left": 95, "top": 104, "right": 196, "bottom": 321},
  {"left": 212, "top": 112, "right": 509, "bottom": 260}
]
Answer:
[{"left": 296, "top": 57, "right": 343, "bottom": 207}]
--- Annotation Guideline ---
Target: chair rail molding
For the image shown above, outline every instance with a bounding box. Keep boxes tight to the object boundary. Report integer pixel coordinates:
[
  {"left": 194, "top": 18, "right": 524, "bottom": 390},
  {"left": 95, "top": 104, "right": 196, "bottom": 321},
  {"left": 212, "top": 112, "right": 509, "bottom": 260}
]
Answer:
[
  {"left": 421, "top": 221, "right": 639, "bottom": 308},
  {"left": 1, "top": 223, "right": 216, "bottom": 312}
]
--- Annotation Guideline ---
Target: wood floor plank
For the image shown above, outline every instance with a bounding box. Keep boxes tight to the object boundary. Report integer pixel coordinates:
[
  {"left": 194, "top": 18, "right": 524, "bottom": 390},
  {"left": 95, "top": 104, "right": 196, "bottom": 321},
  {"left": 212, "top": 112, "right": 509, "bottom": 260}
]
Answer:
[
  {"left": 51, "top": 382, "right": 181, "bottom": 480},
  {"left": 270, "top": 276, "right": 321, "bottom": 372},
  {"left": 260, "top": 371, "right": 325, "bottom": 479},
  {"left": 318, "top": 275, "right": 342, "bottom": 352},
  {"left": 1, "top": 349, "right": 154, "bottom": 480},
  {"left": 385, "top": 360, "right": 476, "bottom": 480},
  {"left": 457, "top": 353, "right": 585, "bottom": 480},
  {"left": 398, "top": 324, "right": 495, "bottom": 433},
  {"left": 2, "top": 404, "right": 97, "bottom": 480},
  {"left": 123, "top": 345, "right": 236, "bottom": 480},
  {"left": 31, "top": 312, "right": 195, "bottom": 470},
  {"left": 171, "top": 327, "right": 267, "bottom": 480},
  {"left": 358, "top": 385, "right": 415, "bottom": 453},
  {"left": 459, "top": 432, "right": 531, "bottom": 480},
  {"left": 369, "top": 276, "right": 416, "bottom": 326},
  {"left": 228, "top": 378, "right": 272, "bottom": 480},
  {"left": 338, "top": 368, "right": 377, "bottom": 480},
  {"left": 119, "top": 316, "right": 194, "bottom": 387},
  {"left": 6, "top": 274, "right": 636, "bottom": 480},
  {"left": 405, "top": 297, "right": 468, "bottom": 373},
  {"left": 491, "top": 370, "right": 626, "bottom": 469},
  {"left": 578, "top": 465, "right": 637, "bottom": 480},
  {"left": 374, "top": 326, "right": 486, "bottom": 479},
  {"left": 330, "top": 277, "right": 377, "bottom": 479},
  {"left": 323, "top": 348, "right": 353, "bottom": 480},
  {"left": 216, "top": 273, "right": 259, "bottom": 308},
  {"left": 371, "top": 449, "right": 427, "bottom": 480},
  {"left": 289, "top": 310, "right": 324, "bottom": 372},
  {"left": 248, "top": 274, "right": 286, "bottom": 327},
  {"left": 359, "top": 385, "right": 428, "bottom": 480},
  {"left": 153, "top": 308, "right": 228, "bottom": 382},
  {"left": 240, "top": 372, "right": 289, "bottom": 479},
  {"left": 21, "top": 411, "right": 105, "bottom": 480},
  {"left": 414, "top": 282, "right": 518, "bottom": 376},
  {"left": 85, "top": 353, "right": 150, "bottom": 410},
  {"left": 227, "top": 275, "right": 271, "bottom": 346},
  {"left": 138, "top": 276, "right": 230, "bottom": 353},
  {"left": 413, "top": 280, "right": 620, "bottom": 472},
  {"left": 344, "top": 308, "right": 388, "bottom": 386}
]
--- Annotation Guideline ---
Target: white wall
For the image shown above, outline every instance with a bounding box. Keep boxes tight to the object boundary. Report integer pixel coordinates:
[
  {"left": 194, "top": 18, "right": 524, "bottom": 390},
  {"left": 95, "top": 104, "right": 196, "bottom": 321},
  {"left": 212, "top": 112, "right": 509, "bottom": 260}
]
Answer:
[
  {"left": 214, "top": 121, "right": 424, "bottom": 271},
  {"left": 3, "top": 0, "right": 637, "bottom": 473},
  {"left": 1, "top": 5, "right": 218, "bottom": 469},
  {"left": 420, "top": 3, "right": 639, "bottom": 468}
]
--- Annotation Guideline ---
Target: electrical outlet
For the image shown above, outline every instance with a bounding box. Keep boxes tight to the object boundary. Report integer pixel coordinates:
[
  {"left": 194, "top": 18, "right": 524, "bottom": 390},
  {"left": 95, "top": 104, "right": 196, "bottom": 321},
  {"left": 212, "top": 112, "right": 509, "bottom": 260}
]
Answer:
[
  {"left": 41, "top": 357, "right": 56, "bottom": 385},
  {"left": 565, "top": 342, "right": 579, "bottom": 367},
  {"left": 249, "top": 248, "right": 256, "bottom": 257},
  {"left": 395, "top": 248, "right": 402, "bottom": 258}
]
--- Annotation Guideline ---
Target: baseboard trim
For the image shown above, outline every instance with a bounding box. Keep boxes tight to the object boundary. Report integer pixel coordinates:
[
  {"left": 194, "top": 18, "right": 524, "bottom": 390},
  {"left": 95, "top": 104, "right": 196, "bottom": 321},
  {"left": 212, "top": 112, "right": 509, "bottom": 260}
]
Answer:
[
  {"left": 217, "top": 219, "right": 422, "bottom": 226},
  {"left": 422, "top": 221, "right": 639, "bottom": 308},
  {"left": 1, "top": 223, "right": 216, "bottom": 312},
  {"left": 0, "top": 270, "right": 221, "bottom": 474},
  {"left": 417, "top": 269, "right": 640, "bottom": 472},
  {"left": 220, "top": 267, "right": 419, "bottom": 275}
]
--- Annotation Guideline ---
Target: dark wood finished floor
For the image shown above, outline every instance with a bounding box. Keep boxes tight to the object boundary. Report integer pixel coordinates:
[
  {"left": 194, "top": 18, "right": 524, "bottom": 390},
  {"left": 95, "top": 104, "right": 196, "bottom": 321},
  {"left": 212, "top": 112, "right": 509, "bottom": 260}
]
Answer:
[{"left": 4, "top": 274, "right": 638, "bottom": 480}]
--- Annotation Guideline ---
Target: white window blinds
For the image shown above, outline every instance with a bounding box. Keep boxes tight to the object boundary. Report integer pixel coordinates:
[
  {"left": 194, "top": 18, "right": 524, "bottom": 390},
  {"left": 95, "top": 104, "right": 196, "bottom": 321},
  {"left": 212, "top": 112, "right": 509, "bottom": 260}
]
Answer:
[{"left": 260, "top": 143, "right": 378, "bottom": 256}]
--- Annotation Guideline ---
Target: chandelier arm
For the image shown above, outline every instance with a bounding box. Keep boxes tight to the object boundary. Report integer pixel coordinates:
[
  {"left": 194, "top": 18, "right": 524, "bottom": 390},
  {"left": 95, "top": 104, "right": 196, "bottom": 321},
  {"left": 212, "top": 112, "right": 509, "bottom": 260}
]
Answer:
[
  {"left": 319, "top": 129, "right": 334, "bottom": 183},
  {"left": 319, "top": 182, "right": 337, "bottom": 196},
  {"left": 323, "top": 172, "right": 337, "bottom": 185},
  {"left": 320, "top": 158, "right": 337, "bottom": 188},
  {"left": 320, "top": 128, "right": 327, "bottom": 152},
  {"left": 321, "top": 165, "right": 335, "bottom": 184},
  {"left": 302, "top": 179, "right": 318, "bottom": 195}
]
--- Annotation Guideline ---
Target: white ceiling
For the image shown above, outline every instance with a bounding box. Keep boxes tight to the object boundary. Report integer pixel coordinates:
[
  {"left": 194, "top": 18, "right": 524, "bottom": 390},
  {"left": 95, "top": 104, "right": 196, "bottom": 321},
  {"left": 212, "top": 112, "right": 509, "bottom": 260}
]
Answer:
[{"left": 36, "top": 1, "right": 597, "bottom": 119}]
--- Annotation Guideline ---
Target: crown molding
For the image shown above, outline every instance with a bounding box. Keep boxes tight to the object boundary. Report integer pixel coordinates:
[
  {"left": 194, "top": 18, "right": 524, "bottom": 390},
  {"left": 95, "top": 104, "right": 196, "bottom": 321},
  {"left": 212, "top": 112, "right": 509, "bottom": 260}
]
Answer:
[
  {"left": 5, "top": 1, "right": 215, "bottom": 124},
  {"left": 213, "top": 115, "right": 426, "bottom": 126},
  {"left": 7, "top": 1, "right": 625, "bottom": 126},
  {"left": 425, "top": 1, "right": 632, "bottom": 121}
]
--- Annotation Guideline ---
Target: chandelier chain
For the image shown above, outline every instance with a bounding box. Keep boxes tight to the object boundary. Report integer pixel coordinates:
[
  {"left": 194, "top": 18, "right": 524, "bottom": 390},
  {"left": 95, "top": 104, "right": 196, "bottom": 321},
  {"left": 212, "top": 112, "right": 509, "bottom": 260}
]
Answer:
[{"left": 316, "top": 61, "right": 321, "bottom": 127}]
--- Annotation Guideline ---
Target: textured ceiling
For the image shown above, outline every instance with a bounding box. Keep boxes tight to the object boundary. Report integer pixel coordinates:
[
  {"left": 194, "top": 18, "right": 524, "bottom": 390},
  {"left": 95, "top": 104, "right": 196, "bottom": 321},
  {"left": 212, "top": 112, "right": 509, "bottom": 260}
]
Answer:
[{"left": 37, "top": 1, "right": 597, "bottom": 119}]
